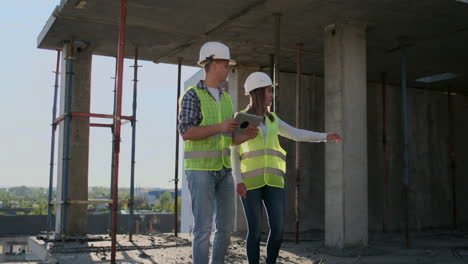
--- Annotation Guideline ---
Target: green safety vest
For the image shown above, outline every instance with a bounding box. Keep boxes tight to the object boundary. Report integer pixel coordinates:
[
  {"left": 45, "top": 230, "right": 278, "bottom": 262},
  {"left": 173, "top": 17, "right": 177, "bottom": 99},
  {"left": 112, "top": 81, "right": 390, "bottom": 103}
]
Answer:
[
  {"left": 239, "top": 112, "right": 286, "bottom": 190},
  {"left": 181, "top": 85, "right": 233, "bottom": 170}
]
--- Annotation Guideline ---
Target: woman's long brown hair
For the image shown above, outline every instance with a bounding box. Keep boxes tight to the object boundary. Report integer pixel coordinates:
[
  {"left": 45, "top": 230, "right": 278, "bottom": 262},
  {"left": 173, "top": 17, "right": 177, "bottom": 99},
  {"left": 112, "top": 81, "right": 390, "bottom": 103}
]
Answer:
[{"left": 246, "top": 87, "right": 274, "bottom": 122}]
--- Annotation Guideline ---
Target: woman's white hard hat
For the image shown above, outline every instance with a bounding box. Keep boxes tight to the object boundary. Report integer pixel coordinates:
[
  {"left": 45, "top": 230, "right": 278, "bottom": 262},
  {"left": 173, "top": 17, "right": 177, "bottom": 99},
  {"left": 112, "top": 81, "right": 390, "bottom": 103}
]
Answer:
[{"left": 244, "top": 72, "right": 277, "bottom": 95}]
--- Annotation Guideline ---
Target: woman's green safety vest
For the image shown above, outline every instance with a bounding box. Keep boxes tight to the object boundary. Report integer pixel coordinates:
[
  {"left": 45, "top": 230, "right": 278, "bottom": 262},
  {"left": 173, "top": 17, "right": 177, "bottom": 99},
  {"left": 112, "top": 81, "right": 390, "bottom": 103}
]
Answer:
[
  {"left": 181, "top": 85, "right": 233, "bottom": 170},
  {"left": 239, "top": 112, "right": 286, "bottom": 190}
]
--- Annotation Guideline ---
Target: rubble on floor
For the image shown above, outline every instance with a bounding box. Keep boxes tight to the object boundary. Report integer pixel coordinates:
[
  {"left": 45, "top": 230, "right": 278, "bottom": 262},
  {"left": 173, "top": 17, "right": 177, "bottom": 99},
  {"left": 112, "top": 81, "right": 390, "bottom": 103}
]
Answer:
[{"left": 25, "top": 230, "right": 468, "bottom": 263}]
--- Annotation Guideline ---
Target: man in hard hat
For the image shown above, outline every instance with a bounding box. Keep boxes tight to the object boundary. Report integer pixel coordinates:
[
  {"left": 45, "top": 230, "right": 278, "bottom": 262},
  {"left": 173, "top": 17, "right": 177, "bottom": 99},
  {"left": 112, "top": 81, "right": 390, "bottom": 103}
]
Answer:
[{"left": 178, "top": 41, "right": 258, "bottom": 264}]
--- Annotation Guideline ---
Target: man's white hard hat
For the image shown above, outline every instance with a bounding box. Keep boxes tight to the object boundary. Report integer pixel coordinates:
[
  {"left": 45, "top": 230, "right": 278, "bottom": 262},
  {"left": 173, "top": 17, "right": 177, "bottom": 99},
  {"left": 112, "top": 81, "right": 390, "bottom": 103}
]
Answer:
[
  {"left": 244, "top": 72, "right": 277, "bottom": 95},
  {"left": 198, "top": 41, "right": 236, "bottom": 66}
]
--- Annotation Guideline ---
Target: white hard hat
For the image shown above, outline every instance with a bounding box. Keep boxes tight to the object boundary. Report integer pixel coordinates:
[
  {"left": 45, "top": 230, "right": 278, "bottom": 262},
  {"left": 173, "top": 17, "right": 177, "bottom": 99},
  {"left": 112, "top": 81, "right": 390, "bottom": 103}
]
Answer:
[
  {"left": 244, "top": 72, "right": 277, "bottom": 95},
  {"left": 198, "top": 41, "right": 236, "bottom": 66}
]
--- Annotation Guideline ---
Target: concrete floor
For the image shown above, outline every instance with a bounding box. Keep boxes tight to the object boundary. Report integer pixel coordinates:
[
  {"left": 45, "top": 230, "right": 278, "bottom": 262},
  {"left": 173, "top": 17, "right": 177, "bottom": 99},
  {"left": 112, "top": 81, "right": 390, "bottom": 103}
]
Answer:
[{"left": 26, "top": 230, "right": 468, "bottom": 263}]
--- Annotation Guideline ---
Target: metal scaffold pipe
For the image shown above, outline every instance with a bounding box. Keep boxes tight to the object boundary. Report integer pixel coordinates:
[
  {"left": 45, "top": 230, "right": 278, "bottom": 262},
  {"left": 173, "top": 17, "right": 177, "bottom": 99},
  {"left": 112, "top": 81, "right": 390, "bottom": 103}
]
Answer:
[
  {"left": 129, "top": 46, "right": 140, "bottom": 242},
  {"left": 400, "top": 49, "right": 410, "bottom": 249},
  {"left": 269, "top": 54, "right": 274, "bottom": 81},
  {"left": 295, "top": 43, "right": 303, "bottom": 244},
  {"left": 382, "top": 72, "right": 389, "bottom": 233},
  {"left": 111, "top": 0, "right": 127, "bottom": 262},
  {"left": 47, "top": 50, "right": 61, "bottom": 237},
  {"left": 174, "top": 57, "right": 183, "bottom": 237},
  {"left": 109, "top": 57, "right": 118, "bottom": 235},
  {"left": 447, "top": 86, "right": 457, "bottom": 231}
]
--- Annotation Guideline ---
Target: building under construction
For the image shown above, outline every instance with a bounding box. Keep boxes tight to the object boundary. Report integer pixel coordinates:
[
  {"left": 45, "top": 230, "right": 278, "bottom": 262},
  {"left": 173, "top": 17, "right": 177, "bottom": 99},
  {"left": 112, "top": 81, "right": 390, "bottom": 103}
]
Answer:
[{"left": 26, "top": 0, "right": 468, "bottom": 263}]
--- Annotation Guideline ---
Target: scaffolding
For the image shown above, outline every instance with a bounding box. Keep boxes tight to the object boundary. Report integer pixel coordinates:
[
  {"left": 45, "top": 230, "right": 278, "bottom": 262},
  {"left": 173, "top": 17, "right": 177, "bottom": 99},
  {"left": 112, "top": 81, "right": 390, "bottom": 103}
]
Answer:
[
  {"left": 44, "top": 2, "right": 138, "bottom": 262},
  {"left": 45, "top": 2, "right": 187, "bottom": 262},
  {"left": 46, "top": 45, "right": 138, "bottom": 237}
]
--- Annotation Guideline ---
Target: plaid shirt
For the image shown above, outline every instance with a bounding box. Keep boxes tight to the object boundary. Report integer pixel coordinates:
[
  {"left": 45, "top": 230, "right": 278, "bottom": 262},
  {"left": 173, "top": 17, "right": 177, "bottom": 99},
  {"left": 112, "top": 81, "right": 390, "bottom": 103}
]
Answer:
[
  {"left": 178, "top": 80, "right": 228, "bottom": 135},
  {"left": 178, "top": 80, "right": 231, "bottom": 172}
]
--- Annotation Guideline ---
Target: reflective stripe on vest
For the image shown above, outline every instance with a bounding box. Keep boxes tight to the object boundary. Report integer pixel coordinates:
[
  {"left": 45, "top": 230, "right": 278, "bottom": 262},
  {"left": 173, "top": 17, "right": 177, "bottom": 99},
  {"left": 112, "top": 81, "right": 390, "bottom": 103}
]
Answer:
[
  {"left": 240, "top": 149, "right": 286, "bottom": 161},
  {"left": 181, "top": 85, "right": 233, "bottom": 170},
  {"left": 184, "top": 148, "right": 231, "bottom": 159},
  {"left": 242, "top": 167, "right": 285, "bottom": 179}
]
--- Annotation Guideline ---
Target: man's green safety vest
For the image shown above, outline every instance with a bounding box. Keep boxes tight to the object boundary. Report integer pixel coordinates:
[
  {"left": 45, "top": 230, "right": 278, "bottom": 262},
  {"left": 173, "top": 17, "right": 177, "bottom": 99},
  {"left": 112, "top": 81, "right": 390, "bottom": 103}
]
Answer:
[
  {"left": 239, "top": 112, "right": 286, "bottom": 190},
  {"left": 182, "top": 85, "right": 233, "bottom": 170}
]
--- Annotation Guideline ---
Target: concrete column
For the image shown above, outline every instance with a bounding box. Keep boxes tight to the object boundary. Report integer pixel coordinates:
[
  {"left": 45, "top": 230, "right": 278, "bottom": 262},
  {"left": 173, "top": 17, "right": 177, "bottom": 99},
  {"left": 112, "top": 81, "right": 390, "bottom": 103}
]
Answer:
[
  {"left": 55, "top": 42, "right": 92, "bottom": 236},
  {"left": 324, "top": 23, "right": 368, "bottom": 248}
]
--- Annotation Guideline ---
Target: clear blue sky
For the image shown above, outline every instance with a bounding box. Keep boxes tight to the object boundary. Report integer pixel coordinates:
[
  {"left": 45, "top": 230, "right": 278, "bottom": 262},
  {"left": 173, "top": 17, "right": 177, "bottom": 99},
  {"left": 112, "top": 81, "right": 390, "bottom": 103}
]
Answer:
[{"left": 0, "top": 1, "right": 199, "bottom": 188}]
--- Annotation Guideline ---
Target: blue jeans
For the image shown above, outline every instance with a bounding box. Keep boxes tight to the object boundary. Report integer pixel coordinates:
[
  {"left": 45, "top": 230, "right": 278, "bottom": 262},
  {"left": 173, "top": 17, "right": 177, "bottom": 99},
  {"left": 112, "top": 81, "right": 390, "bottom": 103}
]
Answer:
[
  {"left": 186, "top": 169, "right": 235, "bottom": 264},
  {"left": 241, "top": 185, "right": 285, "bottom": 264}
]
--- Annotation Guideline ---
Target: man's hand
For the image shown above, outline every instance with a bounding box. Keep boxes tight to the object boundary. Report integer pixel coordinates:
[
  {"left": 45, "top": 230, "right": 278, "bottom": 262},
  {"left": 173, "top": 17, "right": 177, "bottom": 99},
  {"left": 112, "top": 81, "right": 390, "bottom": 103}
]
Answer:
[
  {"left": 219, "top": 118, "right": 239, "bottom": 133},
  {"left": 236, "top": 183, "right": 247, "bottom": 198},
  {"left": 327, "top": 132, "right": 341, "bottom": 143}
]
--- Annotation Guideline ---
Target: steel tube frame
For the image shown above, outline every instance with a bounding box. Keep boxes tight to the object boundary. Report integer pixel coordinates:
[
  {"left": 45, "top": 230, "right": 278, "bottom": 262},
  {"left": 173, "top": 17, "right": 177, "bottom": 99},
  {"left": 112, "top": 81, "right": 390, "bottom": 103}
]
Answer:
[
  {"left": 447, "top": 86, "right": 457, "bottom": 230},
  {"left": 400, "top": 49, "right": 410, "bottom": 249},
  {"left": 295, "top": 43, "right": 303, "bottom": 244},
  {"left": 111, "top": 0, "right": 127, "bottom": 262},
  {"left": 109, "top": 58, "right": 118, "bottom": 235},
  {"left": 129, "top": 47, "right": 139, "bottom": 242},
  {"left": 174, "top": 57, "right": 183, "bottom": 237},
  {"left": 269, "top": 54, "right": 274, "bottom": 81},
  {"left": 382, "top": 72, "right": 389, "bottom": 233},
  {"left": 90, "top": 123, "right": 113, "bottom": 128},
  {"left": 47, "top": 50, "right": 61, "bottom": 237},
  {"left": 54, "top": 113, "right": 133, "bottom": 127}
]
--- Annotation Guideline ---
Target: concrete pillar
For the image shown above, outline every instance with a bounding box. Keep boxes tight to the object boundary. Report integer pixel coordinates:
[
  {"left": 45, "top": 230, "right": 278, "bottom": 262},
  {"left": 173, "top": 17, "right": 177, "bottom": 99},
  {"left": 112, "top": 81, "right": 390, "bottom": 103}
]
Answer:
[
  {"left": 323, "top": 23, "right": 368, "bottom": 248},
  {"left": 55, "top": 42, "right": 92, "bottom": 236}
]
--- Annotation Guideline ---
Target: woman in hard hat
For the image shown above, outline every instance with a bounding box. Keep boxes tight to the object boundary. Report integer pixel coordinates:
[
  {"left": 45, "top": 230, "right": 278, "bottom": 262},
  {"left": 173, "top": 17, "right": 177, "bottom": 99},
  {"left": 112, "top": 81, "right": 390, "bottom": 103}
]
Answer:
[{"left": 231, "top": 72, "right": 341, "bottom": 264}]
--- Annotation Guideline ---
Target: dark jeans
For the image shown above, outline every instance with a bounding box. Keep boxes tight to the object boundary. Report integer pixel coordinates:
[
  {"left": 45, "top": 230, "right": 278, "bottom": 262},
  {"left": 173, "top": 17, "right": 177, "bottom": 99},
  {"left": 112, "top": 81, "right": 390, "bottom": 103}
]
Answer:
[{"left": 241, "top": 185, "right": 285, "bottom": 264}]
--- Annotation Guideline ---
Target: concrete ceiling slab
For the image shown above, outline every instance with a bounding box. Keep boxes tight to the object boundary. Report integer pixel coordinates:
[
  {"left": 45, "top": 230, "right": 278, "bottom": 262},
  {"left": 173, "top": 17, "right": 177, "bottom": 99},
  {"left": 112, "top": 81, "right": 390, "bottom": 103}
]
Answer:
[{"left": 38, "top": 0, "right": 468, "bottom": 92}]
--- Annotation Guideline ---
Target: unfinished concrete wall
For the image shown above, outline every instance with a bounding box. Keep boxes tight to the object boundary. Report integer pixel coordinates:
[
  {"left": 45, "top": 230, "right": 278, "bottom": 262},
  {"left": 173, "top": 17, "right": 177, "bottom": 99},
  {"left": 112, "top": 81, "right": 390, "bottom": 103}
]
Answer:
[
  {"left": 367, "top": 83, "right": 468, "bottom": 232},
  {"left": 276, "top": 73, "right": 326, "bottom": 237}
]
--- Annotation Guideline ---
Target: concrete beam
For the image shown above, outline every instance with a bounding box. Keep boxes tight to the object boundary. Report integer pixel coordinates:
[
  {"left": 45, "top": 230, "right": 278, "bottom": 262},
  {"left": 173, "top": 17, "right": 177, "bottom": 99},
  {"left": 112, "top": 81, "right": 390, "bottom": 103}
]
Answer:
[
  {"left": 55, "top": 42, "right": 92, "bottom": 236},
  {"left": 324, "top": 23, "right": 368, "bottom": 248}
]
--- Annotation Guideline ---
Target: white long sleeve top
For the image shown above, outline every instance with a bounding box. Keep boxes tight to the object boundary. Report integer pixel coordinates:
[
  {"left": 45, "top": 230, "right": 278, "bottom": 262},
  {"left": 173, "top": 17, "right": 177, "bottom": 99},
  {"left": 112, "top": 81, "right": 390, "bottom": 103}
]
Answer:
[{"left": 231, "top": 117, "right": 328, "bottom": 184}]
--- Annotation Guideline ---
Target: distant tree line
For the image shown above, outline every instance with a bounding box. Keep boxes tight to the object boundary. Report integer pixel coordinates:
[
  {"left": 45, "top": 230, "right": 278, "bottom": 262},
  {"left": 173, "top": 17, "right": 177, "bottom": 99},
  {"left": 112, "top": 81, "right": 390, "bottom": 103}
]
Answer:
[{"left": 0, "top": 186, "right": 181, "bottom": 215}]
